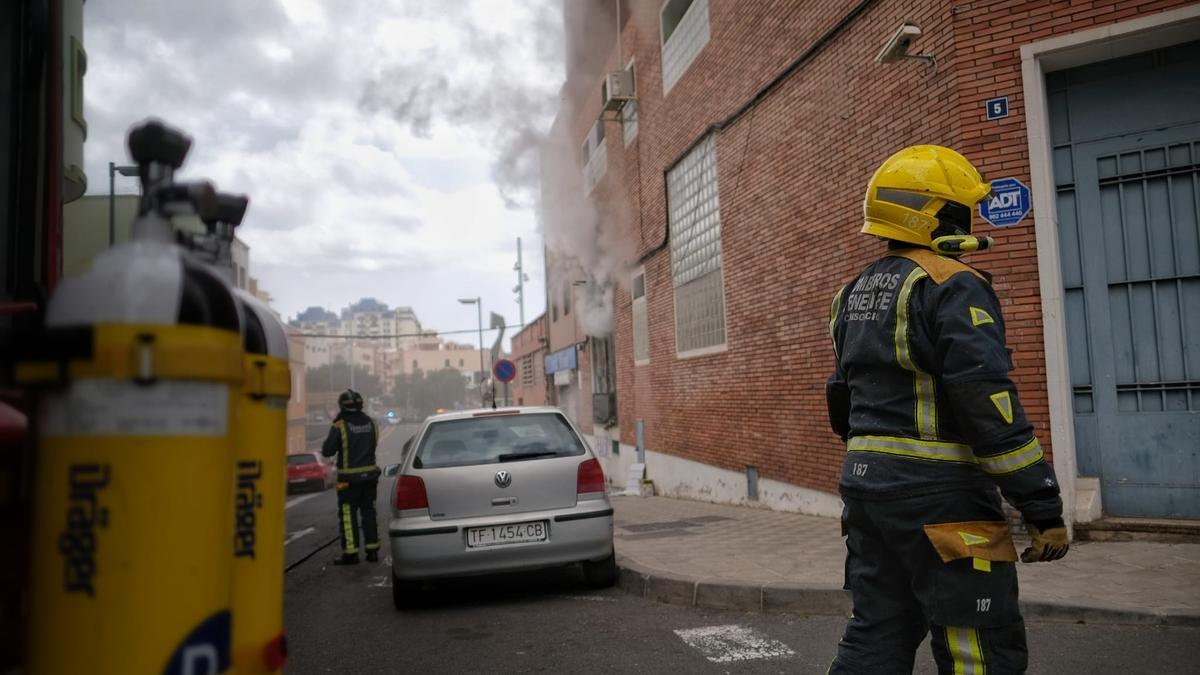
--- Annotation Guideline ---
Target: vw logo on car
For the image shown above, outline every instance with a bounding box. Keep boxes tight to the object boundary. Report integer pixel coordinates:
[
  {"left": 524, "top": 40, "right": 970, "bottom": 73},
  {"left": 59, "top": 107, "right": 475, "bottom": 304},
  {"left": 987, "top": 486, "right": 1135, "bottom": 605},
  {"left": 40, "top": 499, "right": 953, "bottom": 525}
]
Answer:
[{"left": 494, "top": 470, "right": 512, "bottom": 488}]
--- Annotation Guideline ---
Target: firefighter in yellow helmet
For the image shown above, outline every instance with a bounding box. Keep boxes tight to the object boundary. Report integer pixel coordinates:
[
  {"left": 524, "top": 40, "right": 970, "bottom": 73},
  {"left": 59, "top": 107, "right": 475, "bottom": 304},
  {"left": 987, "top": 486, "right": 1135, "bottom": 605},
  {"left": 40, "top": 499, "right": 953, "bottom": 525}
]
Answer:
[
  {"left": 322, "top": 389, "right": 382, "bottom": 565},
  {"left": 826, "top": 146, "right": 1068, "bottom": 674}
]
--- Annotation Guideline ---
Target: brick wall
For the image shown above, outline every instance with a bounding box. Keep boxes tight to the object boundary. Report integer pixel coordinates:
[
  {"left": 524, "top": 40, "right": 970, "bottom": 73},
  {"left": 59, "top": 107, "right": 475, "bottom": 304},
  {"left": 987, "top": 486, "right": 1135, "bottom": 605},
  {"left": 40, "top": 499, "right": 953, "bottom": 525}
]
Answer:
[
  {"left": 510, "top": 314, "right": 548, "bottom": 407},
  {"left": 948, "top": 0, "right": 1193, "bottom": 453},
  {"left": 549, "top": 0, "right": 1195, "bottom": 498}
]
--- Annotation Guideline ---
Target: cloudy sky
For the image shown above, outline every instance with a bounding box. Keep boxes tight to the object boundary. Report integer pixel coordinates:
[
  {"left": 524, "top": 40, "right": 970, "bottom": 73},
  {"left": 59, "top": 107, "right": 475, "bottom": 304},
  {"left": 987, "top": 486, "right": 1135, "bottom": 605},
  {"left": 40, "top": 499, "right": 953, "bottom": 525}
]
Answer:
[{"left": 83, "top": 0, "right": 564, "bottom": 339}]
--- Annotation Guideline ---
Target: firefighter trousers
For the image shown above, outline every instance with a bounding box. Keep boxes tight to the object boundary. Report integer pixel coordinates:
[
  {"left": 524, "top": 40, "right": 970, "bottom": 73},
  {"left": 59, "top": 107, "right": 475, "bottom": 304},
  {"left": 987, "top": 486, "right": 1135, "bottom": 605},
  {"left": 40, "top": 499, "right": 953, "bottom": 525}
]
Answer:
[
  {"left": 336, "top": 479, "right": 379, "bottom": 556},
  {"left": 829, "top": 489, "right": 1028, "bottom": 674}
]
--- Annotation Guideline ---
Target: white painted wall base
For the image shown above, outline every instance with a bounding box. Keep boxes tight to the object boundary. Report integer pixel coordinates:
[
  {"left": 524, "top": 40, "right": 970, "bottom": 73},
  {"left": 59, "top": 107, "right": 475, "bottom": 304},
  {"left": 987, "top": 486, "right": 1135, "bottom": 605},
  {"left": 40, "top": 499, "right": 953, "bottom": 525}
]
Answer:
[
  {"left": 589, "top": 434, "right": 843, "bottom": 519},
  {"left": 1074, "top": 476, "right": 1103, "bottom": 524}
]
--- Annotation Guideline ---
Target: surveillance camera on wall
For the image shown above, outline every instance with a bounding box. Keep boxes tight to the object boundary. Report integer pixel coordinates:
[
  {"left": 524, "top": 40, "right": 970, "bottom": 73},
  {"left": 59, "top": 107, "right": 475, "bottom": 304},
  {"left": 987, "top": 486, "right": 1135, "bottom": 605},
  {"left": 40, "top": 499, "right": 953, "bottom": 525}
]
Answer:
[{"left": 876, "top": 23, "right": 924, "bottom": 64}]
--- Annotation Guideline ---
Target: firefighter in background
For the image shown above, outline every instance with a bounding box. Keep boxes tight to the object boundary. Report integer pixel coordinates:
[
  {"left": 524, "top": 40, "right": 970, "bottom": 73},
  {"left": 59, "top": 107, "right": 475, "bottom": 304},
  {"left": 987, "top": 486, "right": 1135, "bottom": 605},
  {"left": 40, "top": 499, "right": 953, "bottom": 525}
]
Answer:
[
  {"left": 826, "top": 145, "right": 1068, "bottom": 674},
  {"left": 322, "top": 389, "right": 382, "bottom": 565}
]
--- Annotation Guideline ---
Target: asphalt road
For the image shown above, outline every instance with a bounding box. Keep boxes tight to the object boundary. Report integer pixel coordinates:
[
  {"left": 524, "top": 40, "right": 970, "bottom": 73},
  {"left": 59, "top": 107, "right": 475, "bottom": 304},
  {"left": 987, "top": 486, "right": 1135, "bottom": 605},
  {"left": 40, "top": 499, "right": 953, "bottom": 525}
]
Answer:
[{"left": 283, "top": 423, "right": 1200, "bottom": 674}]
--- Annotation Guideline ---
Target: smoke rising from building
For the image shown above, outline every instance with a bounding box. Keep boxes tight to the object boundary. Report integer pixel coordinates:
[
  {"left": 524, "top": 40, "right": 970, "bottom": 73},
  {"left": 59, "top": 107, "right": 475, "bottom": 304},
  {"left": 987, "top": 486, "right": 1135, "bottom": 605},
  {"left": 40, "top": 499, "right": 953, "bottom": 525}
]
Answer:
[{"left": 359, "top": 1, "right": 635, "bottom": 337}]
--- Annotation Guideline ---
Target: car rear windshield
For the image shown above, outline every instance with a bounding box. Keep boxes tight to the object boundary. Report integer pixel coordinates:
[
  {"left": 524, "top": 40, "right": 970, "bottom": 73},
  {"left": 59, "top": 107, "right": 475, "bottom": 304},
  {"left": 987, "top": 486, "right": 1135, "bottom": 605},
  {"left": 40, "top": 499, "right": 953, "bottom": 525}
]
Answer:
[
  {"left": 288, "top": 454, "right": 318, "bottom": 465},
  {"left": 413, "top": 413, "right": 585, "bottom": 469}
]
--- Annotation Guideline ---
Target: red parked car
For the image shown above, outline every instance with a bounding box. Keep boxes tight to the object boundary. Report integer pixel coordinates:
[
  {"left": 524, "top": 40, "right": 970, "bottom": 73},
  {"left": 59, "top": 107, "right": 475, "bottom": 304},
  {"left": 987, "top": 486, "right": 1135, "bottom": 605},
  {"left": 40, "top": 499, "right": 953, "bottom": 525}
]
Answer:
[{"left": 287, "top": 452, "right": 334, "bottom": 494}]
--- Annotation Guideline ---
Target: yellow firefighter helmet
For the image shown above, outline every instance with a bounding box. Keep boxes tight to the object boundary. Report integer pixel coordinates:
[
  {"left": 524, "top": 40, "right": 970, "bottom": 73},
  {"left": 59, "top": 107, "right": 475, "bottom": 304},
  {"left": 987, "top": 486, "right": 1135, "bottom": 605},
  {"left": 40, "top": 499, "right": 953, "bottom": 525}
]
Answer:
[{"left": 862, "top": 145, "right": 994, "bottom": 254}]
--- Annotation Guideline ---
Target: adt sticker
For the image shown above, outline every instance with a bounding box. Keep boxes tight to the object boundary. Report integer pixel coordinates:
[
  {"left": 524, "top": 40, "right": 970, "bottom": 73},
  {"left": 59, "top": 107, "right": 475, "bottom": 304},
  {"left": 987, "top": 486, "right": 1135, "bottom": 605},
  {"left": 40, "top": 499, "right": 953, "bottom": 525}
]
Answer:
[
  {"left": 979, "top": 177, "right": 1031, "bottom": 228},
  {"left": 985, "top": 96, "right": 1009, "bottom": 120}
]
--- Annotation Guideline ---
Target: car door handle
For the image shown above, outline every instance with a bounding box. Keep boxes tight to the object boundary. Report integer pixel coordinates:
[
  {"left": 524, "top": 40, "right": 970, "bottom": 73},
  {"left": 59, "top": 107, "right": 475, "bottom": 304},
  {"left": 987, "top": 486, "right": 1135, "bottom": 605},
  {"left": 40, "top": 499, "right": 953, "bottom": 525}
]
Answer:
[{"left": 491, "top": 497, "right": 517, "bottom": 506}]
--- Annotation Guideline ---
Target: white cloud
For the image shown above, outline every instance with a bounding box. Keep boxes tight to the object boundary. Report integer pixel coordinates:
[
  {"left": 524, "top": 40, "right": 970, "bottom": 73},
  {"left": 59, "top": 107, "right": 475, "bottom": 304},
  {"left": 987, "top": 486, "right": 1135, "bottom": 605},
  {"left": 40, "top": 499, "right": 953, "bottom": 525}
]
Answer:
[{"left": 81, "top": 0, "right": 562, "bottom": 335}]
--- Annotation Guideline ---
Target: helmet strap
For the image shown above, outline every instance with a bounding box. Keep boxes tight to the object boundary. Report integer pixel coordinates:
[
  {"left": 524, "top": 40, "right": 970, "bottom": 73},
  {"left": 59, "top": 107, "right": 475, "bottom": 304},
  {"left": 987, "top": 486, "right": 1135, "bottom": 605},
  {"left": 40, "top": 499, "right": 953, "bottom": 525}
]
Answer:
[{"left": 931, "top": 234, "right": 993, "bottom": 255}]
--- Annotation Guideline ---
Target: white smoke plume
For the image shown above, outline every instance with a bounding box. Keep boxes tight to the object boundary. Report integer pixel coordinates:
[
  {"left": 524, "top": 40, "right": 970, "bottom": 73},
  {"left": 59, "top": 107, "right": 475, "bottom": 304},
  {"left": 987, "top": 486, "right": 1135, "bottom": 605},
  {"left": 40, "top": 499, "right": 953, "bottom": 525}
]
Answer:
[
  {"left": 358, "top": 2, "right": 564, "bottom": 209},
  {"left": 359, "top": 1, "right": 636, "bottom": 336}
]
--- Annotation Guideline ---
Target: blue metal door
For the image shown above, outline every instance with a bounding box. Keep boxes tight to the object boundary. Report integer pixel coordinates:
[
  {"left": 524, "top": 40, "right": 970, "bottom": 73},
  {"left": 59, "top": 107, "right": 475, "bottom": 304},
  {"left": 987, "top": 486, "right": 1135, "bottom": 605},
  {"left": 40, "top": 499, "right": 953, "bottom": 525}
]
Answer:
[{"left": 1050, "top": 43, "right": 1200, "bottom": 518}]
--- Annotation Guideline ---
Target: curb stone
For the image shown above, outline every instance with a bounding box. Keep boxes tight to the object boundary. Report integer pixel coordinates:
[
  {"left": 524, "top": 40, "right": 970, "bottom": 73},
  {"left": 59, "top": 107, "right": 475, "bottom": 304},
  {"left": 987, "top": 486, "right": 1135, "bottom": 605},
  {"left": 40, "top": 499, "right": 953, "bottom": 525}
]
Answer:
[
  {"left": 616, "top": 557, "right": 1199, "bottom": 626},
  {"left": 615, "top": 556, "right": 850, "bottom": 617}
]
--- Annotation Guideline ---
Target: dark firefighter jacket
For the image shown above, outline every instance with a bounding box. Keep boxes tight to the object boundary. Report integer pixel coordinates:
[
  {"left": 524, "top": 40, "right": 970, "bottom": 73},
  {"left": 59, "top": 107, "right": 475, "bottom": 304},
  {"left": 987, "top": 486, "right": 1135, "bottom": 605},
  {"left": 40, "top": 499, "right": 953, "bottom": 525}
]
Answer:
[
  {"left": 827, "top": 247, "right": 1063, "bottom": 523},
  {"left": 321, "top": 410, "right": 380, "bottom": 481}
]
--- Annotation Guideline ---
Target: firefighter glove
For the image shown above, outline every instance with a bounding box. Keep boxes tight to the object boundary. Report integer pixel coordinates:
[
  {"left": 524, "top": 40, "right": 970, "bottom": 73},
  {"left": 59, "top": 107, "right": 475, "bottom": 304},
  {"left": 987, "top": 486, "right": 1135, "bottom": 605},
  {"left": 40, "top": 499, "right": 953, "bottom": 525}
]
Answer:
[{"left": 1020, "top": 518, "right": 1069, "bottom": 562}]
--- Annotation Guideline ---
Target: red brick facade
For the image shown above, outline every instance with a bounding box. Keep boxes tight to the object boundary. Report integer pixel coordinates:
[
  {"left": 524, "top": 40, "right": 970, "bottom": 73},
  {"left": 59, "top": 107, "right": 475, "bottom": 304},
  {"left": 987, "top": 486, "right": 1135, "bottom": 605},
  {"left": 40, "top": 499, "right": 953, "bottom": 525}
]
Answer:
[{"left": 547, "top": 0, "right": 1195, "bottom": 499}]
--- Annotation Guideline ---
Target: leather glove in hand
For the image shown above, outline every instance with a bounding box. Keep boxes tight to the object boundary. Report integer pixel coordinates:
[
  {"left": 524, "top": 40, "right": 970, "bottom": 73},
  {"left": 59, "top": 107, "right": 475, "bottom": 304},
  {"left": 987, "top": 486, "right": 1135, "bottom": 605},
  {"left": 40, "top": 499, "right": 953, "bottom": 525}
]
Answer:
[{"left": 1020, "top": 519, "right": 1069, "bottom": 562}]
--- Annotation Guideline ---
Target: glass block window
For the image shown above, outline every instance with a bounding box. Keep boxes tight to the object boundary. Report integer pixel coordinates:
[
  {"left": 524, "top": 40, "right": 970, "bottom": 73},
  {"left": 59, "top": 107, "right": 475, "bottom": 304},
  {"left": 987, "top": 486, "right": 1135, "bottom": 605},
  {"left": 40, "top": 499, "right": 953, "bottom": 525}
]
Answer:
[
  {"left": 661, "top": 0, "right": 709, "bottom": 95},
  {"left": 622, "top": 100, "right": 639, "bottom": 146},
  {"left": 667, "top": 134, "right": 725, "bottom": 355},
  {"left": 632, "top": 268, "right": 649, "bottom": 364},
  {"left": 583, "top": 117, "right": 607, "bottom": 195},
  {"left": 622, "top": 60, "right": 638, "bottom": 145},
  {"left": 519, "top": 354, "right": 535, "bottom": 386}
]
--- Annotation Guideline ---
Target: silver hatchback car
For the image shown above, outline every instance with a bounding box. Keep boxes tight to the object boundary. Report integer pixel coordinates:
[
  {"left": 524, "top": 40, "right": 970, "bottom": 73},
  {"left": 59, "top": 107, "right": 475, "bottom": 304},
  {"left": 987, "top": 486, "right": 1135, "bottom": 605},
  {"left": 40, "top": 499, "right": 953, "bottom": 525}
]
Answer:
[{"left": 386, "top": 407, "right": 615, "bottom": 608}]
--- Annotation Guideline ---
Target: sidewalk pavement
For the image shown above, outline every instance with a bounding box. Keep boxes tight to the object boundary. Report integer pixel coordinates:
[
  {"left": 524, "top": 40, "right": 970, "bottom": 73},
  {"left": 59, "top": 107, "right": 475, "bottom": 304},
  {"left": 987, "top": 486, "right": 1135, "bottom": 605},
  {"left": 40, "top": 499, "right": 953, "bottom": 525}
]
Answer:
[{"left": 611, "top": 495, "right": 1200, "bottom": 626}]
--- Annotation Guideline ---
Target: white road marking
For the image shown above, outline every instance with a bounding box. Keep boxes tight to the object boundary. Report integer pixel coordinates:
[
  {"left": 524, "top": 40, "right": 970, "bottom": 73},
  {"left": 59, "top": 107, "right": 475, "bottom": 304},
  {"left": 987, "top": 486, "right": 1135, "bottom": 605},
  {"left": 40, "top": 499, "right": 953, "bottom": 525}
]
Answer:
[
  {"left": 673, "top": 625, "right": 795, "bottom": 664},
  {"left": 369, "top": 575, "right": 391, "bottom": 588},
  {"left": 286, "top": 493, "right": 321, "bottom": 509},
  {"left": 284, "top": 527, "right": 316, "bottom": 546}
]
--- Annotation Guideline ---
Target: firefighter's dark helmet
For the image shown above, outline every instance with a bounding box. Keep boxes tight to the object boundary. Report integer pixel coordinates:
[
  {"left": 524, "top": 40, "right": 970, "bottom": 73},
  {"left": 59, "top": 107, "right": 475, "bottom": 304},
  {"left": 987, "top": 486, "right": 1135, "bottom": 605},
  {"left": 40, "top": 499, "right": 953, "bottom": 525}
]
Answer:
[{"left": 338, "top": 389, "right": 363, "bottom": 412}]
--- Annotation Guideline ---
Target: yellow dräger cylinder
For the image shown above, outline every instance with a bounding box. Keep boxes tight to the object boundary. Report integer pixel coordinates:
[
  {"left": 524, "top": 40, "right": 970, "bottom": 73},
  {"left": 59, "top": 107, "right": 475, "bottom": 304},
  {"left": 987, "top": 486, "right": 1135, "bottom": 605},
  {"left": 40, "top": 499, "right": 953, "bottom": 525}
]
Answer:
[
  {"left": 20, "top": 118, "right": 244, "bottom": 674},
  {"left": 19, "top": 278, "right": 244, "bottom": 674},
  {"left": 230, "top": 291, "right": 291, "bottom": 674}
]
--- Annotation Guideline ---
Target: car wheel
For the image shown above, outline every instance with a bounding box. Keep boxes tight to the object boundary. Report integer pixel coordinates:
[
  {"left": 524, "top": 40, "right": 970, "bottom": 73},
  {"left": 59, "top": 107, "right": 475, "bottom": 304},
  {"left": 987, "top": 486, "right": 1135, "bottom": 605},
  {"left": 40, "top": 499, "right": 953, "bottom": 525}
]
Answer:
[
  {"left": 392, "top": 573, "right": 422, "bottom": 610},
  {"left": 582, "top": 550, "right": 618, "bottom": 588}
]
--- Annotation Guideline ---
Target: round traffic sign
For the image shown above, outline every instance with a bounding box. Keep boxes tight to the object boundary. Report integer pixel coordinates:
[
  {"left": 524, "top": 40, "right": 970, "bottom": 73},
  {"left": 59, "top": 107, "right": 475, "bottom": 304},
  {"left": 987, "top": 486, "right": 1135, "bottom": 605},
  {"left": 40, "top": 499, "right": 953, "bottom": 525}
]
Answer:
[{"left": 493, "top": 358, "right": 517, "bottom": 384}]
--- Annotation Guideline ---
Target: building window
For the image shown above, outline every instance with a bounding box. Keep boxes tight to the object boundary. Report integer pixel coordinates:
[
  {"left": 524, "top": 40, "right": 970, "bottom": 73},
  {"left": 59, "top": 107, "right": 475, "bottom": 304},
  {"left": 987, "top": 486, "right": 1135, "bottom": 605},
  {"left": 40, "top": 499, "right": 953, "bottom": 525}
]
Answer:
[
  {"left": 660, "top": 0, "right": 709, "bottom": 95},
  {"left": 412, "top": 359, "right": 418, "bottom": 370},
  {"left": 520, "top": 354, "right": 535, "bottom": 386},
  {"left": 458, "top": 359, "right": 464, "bottom": 367},
  {"left": 582, "top": 117, "right": 607, "bottom": 195},
  {"left": 592, "top": 336, "right": 616, "bottom": 395},
  {"left": 668, "top": 134, "right": 725, "bottom": 355},
  {"left": 622, "top": 59, "right": 638, "bottom": 145},
  {"left": 563, "top": 282, "right": 572, "bottom": 315},
  {"left": 632, "top": 268, "right": 649, "bottom": 364},
  {"left": 552, "top": 301, "right": 558, "bottom": 322}
]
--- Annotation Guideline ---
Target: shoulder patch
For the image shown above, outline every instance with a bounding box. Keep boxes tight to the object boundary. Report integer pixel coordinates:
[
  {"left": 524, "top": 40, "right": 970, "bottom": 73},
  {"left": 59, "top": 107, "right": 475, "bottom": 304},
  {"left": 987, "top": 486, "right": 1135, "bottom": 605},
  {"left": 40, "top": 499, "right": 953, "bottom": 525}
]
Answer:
[
  {"left": 989, "top": 391, "right": 1014, "bottom": 424},
  {"left": 886, "top": 248, "right": 987, "bottom": 285},
  {"left": 970, "top": 306, "right": 995, "bottom": 326}
]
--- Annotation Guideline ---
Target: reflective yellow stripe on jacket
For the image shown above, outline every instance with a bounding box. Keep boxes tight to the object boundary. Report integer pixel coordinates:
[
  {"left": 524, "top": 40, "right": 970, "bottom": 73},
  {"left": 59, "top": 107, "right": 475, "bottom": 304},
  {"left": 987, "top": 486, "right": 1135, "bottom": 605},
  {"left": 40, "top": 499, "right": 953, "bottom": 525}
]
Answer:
[
  {"left": 848, "top": 435, "right": 975, "bottom": 464},
  {"left": 848, "top": 435, "right": 1044, "bottom": 475},
  {"left": 829, "top": 287, "right": 845, "bottom": 360},
  {"left": 894, "top": 267, "right": 937, "bottom": 439},
  {"left": 977, "top": 439, "right": 1044, "bottom": 475},
  {"left": 335, "top": 420, "right": 349, "bottom": 471},
  {"left": 338, "top": 465, "right": 380, "bottom": 475}
]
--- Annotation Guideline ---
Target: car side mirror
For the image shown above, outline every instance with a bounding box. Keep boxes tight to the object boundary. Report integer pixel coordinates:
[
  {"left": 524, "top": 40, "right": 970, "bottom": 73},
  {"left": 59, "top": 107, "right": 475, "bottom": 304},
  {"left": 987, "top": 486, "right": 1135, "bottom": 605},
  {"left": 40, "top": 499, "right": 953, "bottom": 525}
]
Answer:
[{"left": 382, "top": 463, "right": 400, "bottom": 477}]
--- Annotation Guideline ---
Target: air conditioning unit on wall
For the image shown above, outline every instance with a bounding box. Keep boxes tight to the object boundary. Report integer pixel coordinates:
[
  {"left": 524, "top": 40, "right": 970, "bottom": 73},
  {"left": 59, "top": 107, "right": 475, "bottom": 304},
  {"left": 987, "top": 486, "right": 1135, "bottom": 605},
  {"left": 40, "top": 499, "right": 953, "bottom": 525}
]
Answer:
[
  {"left": 601, "top": 71, "right": 635, "bottom": 112},
  {"left": 593, "top": 393, "right": 616, "bottom": 425}
]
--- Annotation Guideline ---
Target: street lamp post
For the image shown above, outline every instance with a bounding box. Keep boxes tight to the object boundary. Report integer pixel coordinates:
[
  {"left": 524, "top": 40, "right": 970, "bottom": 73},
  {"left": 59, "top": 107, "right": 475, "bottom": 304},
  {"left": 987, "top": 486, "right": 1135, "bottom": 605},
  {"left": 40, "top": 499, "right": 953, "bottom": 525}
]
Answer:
[
  {"left": 108, "top": 161, "right": 138, "bottom": 246},
  {"left": 458, "top": 297, "right": 485, "bottom": 407}
]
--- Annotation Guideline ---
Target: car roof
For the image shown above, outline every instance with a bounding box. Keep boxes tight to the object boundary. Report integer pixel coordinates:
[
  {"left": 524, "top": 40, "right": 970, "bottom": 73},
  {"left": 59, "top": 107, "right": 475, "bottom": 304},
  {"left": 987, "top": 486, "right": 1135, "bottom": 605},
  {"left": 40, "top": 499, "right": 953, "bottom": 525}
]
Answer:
[{"left": 422, "top": 406, "right": 565, "bottom": 424}]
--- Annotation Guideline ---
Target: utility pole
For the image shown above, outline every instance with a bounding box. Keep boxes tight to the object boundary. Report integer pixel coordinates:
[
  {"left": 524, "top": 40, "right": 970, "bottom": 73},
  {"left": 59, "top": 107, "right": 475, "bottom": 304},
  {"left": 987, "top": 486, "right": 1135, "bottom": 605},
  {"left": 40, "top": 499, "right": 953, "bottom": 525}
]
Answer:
[{"left": 513, "top": 237, "right": 528, "bottom": 327}]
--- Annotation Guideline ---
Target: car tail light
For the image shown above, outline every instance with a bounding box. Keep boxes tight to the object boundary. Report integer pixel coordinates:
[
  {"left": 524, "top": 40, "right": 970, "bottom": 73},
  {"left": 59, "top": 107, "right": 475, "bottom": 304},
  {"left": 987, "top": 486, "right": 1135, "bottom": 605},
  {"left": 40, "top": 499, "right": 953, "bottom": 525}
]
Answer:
[
  {"left": 577, "top": 458, "right": 605, "bottom": 494},
  {"left": 394, "top": 475, "right": 429, "bottom": 510}
]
